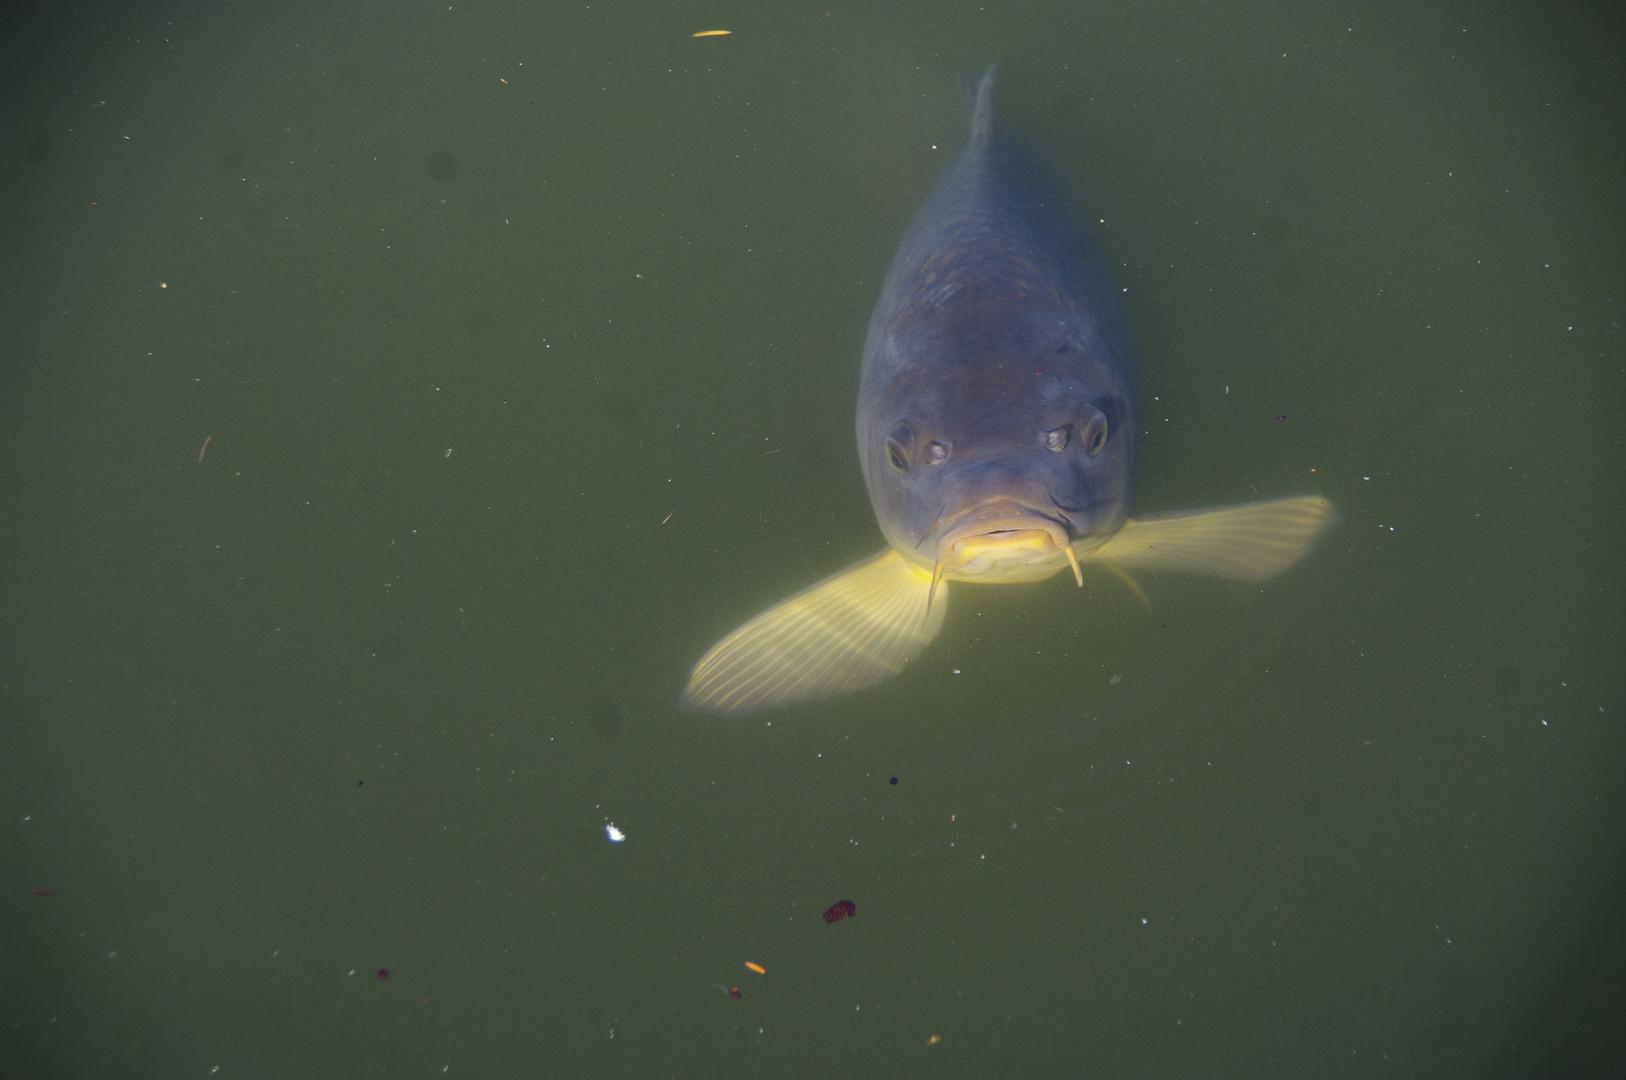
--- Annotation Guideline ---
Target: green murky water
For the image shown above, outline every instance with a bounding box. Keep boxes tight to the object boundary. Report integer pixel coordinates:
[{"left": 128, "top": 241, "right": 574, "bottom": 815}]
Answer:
[{"left": 3, "top": 2, "right": 1621, "bottom": 1076}]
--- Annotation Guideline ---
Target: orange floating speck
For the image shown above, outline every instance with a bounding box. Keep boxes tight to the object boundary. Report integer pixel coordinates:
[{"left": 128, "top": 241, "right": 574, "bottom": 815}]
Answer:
[
  {"left": 693, "top": 30, "right": 731, "bottom": 37},
  {"left": 744, "top": 961, "right": 766, "bottom": 974},
  {"left": 926, "top": 1034, "right": 942, "bottom": 1045}
]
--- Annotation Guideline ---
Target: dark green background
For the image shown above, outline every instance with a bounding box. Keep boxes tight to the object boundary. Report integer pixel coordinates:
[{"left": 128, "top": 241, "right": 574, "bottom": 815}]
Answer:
[{"left": 3, "top": 2, "right": 1622, "bottom": 1076}]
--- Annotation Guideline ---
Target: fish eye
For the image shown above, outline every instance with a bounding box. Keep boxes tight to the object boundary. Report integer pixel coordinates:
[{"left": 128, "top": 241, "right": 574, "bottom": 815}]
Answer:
[
  {"left": 1042, "top": 426, "right": 1069, "bottom": 452},
  {"left": 1079, "top": 406, "right": 1109, "bottom": 456},
  {"left": 925, "top": 441, "right": 949, "bottom": 464}
]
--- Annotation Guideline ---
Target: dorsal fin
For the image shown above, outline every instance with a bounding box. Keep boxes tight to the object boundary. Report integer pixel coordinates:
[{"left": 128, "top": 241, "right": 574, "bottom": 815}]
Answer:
[{"left": 957, "top": 64, "right": 998, "bottom": 147}]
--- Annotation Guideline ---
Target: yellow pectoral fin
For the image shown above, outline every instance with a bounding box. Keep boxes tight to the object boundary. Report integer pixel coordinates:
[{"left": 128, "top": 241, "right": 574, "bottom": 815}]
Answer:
[
  {"left": 1083, "top": 495, "right": 1336, "bottom": 582},
  {"left": 682, "top": 548, "right": 944, "bottom": 715}
]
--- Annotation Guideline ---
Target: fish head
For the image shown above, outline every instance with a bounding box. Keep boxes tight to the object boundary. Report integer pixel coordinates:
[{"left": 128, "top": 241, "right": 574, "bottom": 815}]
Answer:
[{"left": 860, "top": 329, "right": 1133, "bottom": 585}]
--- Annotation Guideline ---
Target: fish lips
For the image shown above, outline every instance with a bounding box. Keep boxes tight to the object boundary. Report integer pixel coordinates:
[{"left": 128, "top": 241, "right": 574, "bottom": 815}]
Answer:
[{"left": 932, "top": 501, "right": 1075, "bottom": 579}]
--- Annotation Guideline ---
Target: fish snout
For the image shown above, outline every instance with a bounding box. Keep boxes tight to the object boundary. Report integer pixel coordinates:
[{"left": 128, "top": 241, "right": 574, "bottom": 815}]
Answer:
[{"left": 933, "top": 502, "right": 1078, "bottom": 583}]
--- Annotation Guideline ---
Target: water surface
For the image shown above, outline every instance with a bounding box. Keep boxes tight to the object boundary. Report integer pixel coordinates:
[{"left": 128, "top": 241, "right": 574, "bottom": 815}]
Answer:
[{"left": 2, "top": 2, "right": 1621, "bottom": 1076}]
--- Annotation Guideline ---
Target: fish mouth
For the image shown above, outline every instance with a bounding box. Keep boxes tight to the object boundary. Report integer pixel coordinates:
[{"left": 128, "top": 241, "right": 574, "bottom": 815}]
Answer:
[{"left": 924, "top": 501, "right": 1081, "bottom": 610}]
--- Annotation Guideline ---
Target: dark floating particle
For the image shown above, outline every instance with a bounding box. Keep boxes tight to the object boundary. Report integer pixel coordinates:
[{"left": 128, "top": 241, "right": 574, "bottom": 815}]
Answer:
[
  {"left": 32, "top": 889, "right": 56, "bottom": 898},
  {"left": 889, "top": 777, "right": 898, "bottom": 785},
  {"left": 1275, "top": 414, "right": 1286, "bottom": 423},
  {"left": 357, "top": 780, "right": 364, "bottom": 786},
  {"left": 377, "top": 968, "right": 390, "bottom": 980},
  {"left": 823, "top": 899, "right": 856, "bottom": 924}
]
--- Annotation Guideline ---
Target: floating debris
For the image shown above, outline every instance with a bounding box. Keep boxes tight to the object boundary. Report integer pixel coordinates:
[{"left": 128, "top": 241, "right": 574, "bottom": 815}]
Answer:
[{"left": 823, "top": 900, "right": 856, "bottom": 924}]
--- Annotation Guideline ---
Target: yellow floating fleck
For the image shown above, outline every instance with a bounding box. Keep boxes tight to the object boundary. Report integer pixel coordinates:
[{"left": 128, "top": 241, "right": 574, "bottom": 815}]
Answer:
[
  {"left": 744, "top": 961, "right": 766, "bottom": 974},
  {"left": 926, "top": 1034, "right": 942, "bottom": 1045},
  {"left": 692, "top": 30, "right": 731, "bottom": 37}
]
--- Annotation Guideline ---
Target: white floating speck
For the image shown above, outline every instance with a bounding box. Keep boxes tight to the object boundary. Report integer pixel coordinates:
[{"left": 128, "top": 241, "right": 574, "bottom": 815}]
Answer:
[{"left": 605, "top": 823, "right": 626, "bottom": 843}]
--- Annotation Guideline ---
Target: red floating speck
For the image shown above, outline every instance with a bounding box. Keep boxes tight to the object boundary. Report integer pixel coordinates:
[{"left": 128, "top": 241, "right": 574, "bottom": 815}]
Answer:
[
  {"left": 32, "top": 889, "right": 56, "bottom": 898},
  {"left": 377, "top": 968, "right": 390, "bottom": 980},
  {"left": 730, "top": 986, "right": 741, "bottom": 999},
  {"left": 823, "top": 899, "right": 856, "bottom": 924}
]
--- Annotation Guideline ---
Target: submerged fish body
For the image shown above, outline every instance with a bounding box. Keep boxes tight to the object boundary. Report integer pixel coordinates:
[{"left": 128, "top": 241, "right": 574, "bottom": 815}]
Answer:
[
  {"left": 858, "top": 68, "right": 1132, "bottom": 587},
  {"left": 683, "top": 68, "right": 1334, "bottom": 715}
]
